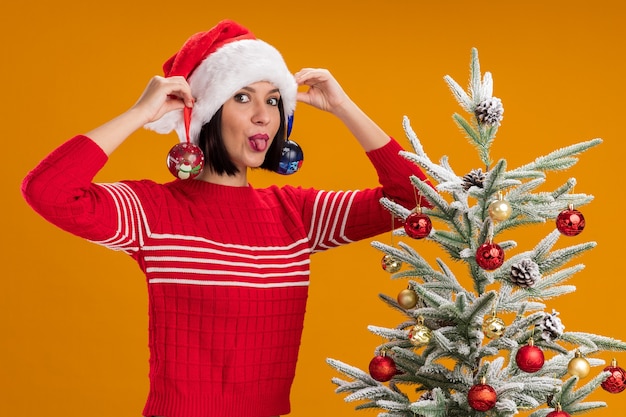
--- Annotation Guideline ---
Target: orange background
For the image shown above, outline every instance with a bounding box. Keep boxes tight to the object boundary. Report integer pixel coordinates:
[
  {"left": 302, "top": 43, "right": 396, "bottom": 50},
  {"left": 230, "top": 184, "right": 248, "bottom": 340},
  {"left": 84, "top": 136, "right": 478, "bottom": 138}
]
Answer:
[{"left": 2, "top": 1, "right": 626, "bottom": 416}]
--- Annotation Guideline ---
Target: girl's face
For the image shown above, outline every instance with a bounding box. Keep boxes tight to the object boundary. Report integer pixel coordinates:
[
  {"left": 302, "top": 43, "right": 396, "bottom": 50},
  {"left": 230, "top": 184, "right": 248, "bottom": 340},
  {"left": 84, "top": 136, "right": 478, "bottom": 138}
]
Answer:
[{"left": 220, "top": 81, "right": 282, "bottom": 172}]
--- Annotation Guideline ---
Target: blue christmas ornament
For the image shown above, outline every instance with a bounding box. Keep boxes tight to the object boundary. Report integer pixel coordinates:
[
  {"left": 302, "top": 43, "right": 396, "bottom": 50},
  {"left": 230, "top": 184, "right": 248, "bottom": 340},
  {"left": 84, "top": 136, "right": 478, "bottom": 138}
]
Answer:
[{"left": 277, "top": 139, "right": 304, "bottom": 175}]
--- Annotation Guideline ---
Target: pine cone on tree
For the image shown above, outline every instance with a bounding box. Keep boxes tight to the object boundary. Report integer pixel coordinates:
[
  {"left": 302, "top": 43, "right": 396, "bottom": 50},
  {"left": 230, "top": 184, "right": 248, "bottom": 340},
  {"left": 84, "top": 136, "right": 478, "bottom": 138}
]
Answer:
[
  {"left": 474, "top": 97, "right": 504, "bottom": 126},
  {"left": 419, "top": 390, "right": 435, "bottom": 401},
  {"left": 537, "top": 310, "right": 565, "bottom": 342},
  {"left": 462, "top": 168, "right": 486, "bottom": 191},
  {"left": 510, "top": 258, "right": 540, "bottom": 288}
]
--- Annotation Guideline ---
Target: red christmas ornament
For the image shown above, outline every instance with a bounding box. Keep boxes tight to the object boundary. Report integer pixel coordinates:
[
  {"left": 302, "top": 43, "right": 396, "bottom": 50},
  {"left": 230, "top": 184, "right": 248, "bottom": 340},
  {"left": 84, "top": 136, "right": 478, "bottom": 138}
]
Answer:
[
  {"left": 546, "top": 404, "right": 571, "bottom": 417},
  {"left": 368, "top": 353, "right": 397, "bottom": 382},
  {"left": 556, "top": 205, "right": 585, "bottom": 236},
  {"left": 467, "top": 378, "right": 497, "bottom": 411},
  {"left": 404, "top": 211, "right": 432, "bottom": 239},
  {"left": 166, "top": 107, "right": 205, "bottom": 180},
  {"left": 166, "top": 142, "right": 205, "bottom": 179},
  {"left": 601, "top": 359, "right": 626, "bottom": 394},
  {"left": 475, "top": 241, "right": 505, "bottom": 270},
  {"left": 546, "top": 410, "right": 571, "bottom": 417},
  {"left": 516, "top": 339, "right": 545, "bottom": 373}
]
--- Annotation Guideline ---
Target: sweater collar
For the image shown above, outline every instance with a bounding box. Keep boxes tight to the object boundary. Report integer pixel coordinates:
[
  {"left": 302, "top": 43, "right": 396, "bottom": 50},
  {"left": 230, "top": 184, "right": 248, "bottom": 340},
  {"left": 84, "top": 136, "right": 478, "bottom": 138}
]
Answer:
[{"left": 168, "top": 179, "right": 258, "bottom": 203}]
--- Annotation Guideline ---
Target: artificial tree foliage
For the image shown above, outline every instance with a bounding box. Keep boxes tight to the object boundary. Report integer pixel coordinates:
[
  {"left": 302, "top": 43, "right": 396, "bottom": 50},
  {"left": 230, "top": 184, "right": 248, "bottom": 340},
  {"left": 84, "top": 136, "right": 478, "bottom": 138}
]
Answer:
[{"left": 327, "top": 48, "right": 626, "bottom": 417}]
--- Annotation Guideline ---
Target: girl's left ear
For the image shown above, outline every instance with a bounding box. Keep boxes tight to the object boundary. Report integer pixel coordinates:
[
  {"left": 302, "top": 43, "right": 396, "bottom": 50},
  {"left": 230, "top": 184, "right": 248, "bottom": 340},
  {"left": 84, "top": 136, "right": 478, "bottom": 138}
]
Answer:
[{"left": 275, "top": 113, "right": 304, "bottom": 175}]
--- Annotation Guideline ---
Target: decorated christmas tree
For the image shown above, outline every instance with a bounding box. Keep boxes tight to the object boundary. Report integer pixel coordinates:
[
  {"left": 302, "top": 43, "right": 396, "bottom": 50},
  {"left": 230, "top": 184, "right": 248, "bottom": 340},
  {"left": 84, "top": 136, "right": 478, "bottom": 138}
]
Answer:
[{"left": 326, "top": 48, "right": 626, "bottom": 417}]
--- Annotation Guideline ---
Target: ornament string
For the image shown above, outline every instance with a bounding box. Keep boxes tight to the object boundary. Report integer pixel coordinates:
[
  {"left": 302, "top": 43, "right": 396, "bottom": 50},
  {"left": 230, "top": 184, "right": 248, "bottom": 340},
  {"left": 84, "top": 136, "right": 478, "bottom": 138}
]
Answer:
[
  {"left": 413, "top": 186, "right": 423, "bottom": 213},
  {"left": 184, "top": 106, "right": 192, "bottom": 144},
  {"left": 491, "top": 299, "right": 499, "bottom": 317}
]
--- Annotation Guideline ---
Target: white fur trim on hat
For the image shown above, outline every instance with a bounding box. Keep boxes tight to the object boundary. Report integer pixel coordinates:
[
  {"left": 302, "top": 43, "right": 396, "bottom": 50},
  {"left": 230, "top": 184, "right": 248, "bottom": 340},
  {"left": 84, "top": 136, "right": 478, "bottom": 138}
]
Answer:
[{"left": 145, "top": 39, "right": 297, "bottom": 144}]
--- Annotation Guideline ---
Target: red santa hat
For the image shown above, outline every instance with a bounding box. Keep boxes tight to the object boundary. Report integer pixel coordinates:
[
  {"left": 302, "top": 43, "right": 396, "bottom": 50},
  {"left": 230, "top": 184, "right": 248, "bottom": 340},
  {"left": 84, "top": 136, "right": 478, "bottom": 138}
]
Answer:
[{"left": 144, "top": 19, "right": 297, "bottom": 144}]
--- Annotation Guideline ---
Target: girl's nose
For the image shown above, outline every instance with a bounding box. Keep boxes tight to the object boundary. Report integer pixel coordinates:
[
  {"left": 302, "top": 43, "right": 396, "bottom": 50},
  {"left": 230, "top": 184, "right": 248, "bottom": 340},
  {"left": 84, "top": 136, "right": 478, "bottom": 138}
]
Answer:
[{"left": 252, "top": 103, "right": 270, "bottom": 125}]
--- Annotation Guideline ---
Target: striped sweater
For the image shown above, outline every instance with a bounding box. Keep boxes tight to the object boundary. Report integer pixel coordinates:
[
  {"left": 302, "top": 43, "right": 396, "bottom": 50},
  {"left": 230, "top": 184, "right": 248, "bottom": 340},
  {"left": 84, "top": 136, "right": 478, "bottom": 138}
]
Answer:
[{"left": 21, "top": 135, "right": 429, "bottom": 417}]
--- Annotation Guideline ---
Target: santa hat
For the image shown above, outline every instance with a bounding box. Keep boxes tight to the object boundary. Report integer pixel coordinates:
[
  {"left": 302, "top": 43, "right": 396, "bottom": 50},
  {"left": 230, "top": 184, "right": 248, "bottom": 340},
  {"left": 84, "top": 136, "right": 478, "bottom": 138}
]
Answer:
[{"left": 144, "top": 19, "right": 297, "bottom": 144}]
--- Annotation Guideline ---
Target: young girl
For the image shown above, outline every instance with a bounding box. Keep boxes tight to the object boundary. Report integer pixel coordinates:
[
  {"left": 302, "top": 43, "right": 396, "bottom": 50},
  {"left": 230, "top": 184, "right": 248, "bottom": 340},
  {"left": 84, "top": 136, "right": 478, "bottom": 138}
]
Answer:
[{"left": 22, "top": 19, "right": 430, "bottom": 417}]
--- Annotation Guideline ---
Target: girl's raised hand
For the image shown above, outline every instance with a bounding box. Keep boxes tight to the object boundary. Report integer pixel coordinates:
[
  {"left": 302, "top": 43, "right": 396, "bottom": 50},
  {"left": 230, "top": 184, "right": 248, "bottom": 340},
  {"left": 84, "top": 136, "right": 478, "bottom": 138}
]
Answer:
[
  {"left": 294, "top": 68, "right": 349, "bottom": 114},
  {"left": 131, "top": 75, "right": 195, "bottom": 125}
]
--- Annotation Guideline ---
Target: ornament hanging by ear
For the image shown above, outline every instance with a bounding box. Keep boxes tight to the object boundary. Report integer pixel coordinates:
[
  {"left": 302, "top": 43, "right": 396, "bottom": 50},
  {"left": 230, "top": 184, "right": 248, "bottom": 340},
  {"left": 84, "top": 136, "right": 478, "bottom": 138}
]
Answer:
[
  {"left": 277, "top": 140, "right": 304, "bottom": 175},
  {"left": 286, "top": 113, "right": 294, "bottom": 138},
  {"left": 276, "top": 114, "right": 304, "bottom": 175},
  {"left": 166, "top": 106, "right": 205, "bottom": 180}
]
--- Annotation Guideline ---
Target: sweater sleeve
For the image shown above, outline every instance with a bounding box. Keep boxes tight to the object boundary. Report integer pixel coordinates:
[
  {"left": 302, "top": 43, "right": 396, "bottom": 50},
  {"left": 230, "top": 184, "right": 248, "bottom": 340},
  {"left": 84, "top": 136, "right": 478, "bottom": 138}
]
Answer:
[
  {"left": 21, "top": 135, "right": 160, "bottom": 255},
  {"left": 288, "top": 137, "right": 433, "bottom": 253},
  {"left": 366, "top": 137, "right": 432, "bottom": 209}
]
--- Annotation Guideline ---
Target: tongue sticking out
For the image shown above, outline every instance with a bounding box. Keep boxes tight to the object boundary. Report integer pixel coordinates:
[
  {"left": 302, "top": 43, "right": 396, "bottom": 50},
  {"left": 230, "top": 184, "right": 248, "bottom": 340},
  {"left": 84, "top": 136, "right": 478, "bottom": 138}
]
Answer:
[{"left": 250, "top": 138, "right": 268, "bottom": 152}]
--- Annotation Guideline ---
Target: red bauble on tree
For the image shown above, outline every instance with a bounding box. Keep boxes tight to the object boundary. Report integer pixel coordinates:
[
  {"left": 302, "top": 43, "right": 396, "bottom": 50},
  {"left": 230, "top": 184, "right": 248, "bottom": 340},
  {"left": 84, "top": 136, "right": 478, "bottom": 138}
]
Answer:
[
  {"left": 516, "top": 339, "right": 545, "bottom": 373},
  {"left": 556, "top": 204, "right": 585, "bottom": 236},
  {"left": 368, "top": 351, "right": 397, "bottom": 382},
  {"left": 601, "top": 359, "right": 626, "bottom": 394},
  {"left": 475, "top": 241, "right": 505, "bottom": 270},
  {"left": 404, "top": 210, "right": 432, "bottom": 239},
  {"left": 467, "top": 377, "right": 497, "bottom": 411},
  {"left": 546, "top": 404, "right": 571, "bottom": 417}
]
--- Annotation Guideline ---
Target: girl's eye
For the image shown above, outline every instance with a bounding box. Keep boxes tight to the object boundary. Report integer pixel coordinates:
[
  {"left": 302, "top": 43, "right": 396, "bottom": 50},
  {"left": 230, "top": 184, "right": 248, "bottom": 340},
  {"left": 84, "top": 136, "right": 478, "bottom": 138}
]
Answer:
[
  {"left": 234, "top": 93, "right": 250, "bottom": 103},
  {"left": 267, "top": 97, "right": 279, "bottom": 106}
]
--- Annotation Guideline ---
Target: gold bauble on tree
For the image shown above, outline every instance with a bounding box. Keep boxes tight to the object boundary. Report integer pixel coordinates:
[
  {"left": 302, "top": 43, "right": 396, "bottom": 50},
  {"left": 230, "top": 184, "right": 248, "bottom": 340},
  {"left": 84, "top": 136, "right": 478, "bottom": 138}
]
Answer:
[
  {"left": 397, "top": 287, "right": 418, "bottom": 309},
  {"left": 482, "top": 313, "right": 506, "bottom": 339},
  {"left": 381, "top": 254, "right": 402, "bottom": 273},
  {"left": 567, "top": 349, "right": 591, "bottom": 378},
  {"left": 488, "top": 192, "right": 512, "bottom": 222},
  {"left": 408, "top": 316, "right": 432, "bottom": 347}
]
